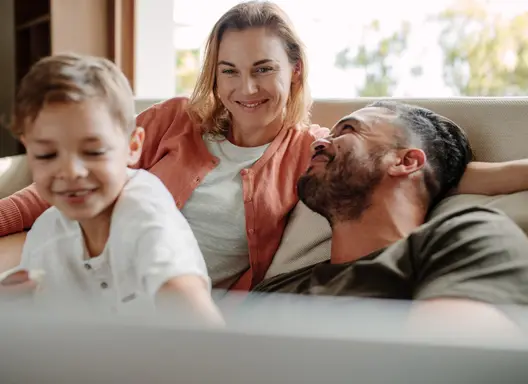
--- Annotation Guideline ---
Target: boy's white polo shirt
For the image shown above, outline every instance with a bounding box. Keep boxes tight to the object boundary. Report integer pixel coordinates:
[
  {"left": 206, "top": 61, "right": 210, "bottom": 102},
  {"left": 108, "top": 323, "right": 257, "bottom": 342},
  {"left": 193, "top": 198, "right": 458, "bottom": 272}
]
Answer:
[{"left": 19, "top": 169, "right": 210, "bottom": 313}]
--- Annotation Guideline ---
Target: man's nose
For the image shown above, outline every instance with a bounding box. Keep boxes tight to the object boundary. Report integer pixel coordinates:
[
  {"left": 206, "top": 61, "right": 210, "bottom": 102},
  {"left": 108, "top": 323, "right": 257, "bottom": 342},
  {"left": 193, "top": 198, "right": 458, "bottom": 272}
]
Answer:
[
  {"left": 57, "top": 157, "right": 88, "bottom": 180},
  {"left": 310, "top": 137, "right": 332, "bottom": 154}
]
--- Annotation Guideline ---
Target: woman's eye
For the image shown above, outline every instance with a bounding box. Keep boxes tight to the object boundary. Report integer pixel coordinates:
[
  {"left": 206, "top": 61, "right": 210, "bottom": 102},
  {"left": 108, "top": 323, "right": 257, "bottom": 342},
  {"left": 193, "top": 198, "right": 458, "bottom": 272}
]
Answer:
[{"left": 255, "top": 67, "right": 273, "bottom": 73}]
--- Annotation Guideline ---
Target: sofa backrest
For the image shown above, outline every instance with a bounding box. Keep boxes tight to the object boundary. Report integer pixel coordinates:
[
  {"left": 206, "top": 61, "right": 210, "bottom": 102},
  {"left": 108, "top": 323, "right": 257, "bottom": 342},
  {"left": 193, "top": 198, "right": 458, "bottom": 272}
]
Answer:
[
  {"left": 310, "top": 97, "right": 528, "bottom": 162},
  {"left": 2, "top": 97, "right": 527, "bottom": 280}
]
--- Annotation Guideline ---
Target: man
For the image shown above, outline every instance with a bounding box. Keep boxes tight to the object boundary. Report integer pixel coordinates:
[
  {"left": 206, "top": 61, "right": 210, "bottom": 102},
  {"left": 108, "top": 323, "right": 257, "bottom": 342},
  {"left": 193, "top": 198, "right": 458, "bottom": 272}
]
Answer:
[{"left": 253, "top": 101, "right": 528, "bottom": 333}]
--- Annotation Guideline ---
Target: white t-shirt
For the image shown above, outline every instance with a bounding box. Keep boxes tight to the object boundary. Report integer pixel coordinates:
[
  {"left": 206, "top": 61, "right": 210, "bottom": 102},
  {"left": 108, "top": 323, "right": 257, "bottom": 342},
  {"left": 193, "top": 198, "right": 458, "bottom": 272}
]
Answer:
[
  {"left": 182, "top": 135, "right": 269, "bottom": 284},
  {"left": 18, "top": 169, "right": 209, "bottom": 313}
]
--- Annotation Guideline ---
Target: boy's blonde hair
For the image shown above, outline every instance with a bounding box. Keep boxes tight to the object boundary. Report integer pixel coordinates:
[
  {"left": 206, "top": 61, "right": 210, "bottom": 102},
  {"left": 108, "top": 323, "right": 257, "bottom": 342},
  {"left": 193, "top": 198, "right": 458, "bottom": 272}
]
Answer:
[
  {"left": 187, "top": 0, "right": 312, "bottom": 136},
  {"left": 10, "top": 53, "right": 136, "bottom": 137}
]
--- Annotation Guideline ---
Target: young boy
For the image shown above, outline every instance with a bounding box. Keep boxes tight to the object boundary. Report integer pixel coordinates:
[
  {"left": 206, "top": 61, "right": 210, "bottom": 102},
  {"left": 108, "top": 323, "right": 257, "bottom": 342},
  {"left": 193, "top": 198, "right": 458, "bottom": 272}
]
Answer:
[{"left": 0, "top": 53, "right": 223, "bottom": 324}]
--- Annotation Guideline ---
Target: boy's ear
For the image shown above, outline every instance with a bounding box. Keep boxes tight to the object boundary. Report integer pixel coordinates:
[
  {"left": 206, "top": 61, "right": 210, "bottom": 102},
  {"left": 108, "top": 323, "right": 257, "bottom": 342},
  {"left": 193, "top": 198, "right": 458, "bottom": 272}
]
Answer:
[
  {"left": 20, "top": 135, "right": 27, "bottom": 147},
  {"left": 127, "top": 127, "right": 145, "bottom": 166}
]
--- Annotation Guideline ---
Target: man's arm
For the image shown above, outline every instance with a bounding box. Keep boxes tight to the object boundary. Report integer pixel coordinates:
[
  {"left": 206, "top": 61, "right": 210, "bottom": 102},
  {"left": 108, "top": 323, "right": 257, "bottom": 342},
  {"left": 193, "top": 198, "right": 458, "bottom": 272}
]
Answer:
[
  {"left": 409, "top": 207, "right": 528, "bottom": 337},
  {"left": 455, "top": 159, "right": 528, "bottom": 195}
]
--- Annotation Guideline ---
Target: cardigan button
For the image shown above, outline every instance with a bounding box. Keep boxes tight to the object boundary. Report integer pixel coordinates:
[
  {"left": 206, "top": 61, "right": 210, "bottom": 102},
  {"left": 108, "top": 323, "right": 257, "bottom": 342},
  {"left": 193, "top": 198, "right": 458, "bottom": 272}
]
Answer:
[
  {"left": 240, "top": 169, "right": 249, "bottom": 176},
  {"left": 248, "top": 228, "right": 255, "bottom": 234}
]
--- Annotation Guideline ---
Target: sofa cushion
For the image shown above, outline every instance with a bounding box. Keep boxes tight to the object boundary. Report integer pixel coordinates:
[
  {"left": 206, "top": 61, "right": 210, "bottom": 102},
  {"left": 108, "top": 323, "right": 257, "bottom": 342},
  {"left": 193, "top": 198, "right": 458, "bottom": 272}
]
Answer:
[
  {"left": 265, "top": 193, "right": 528, "bottom": 280},
  {"left": 0, "top": 155, "right": 32, "bottom": 199},
  {"left": 265, "top": 201, "right": 331, "bottom": 279}
]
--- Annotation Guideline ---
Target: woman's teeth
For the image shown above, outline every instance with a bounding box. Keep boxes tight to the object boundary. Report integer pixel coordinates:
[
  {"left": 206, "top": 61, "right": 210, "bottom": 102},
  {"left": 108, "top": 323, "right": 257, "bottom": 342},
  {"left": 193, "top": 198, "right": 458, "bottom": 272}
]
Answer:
[{"left": 238, "top": 100, "right": 266, "bottom": 108}]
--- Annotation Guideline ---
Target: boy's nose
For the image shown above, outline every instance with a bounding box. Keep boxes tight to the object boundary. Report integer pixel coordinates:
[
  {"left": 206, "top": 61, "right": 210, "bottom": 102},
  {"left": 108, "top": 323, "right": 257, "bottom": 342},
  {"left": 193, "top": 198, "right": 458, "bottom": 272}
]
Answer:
[{"left": 57, "top": 158, "right": 88, "bottom": 180}]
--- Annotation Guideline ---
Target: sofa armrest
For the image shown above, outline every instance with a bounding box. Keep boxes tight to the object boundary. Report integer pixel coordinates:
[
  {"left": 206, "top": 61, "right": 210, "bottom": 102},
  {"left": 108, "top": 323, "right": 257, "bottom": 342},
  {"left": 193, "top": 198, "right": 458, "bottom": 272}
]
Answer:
[{"left": 0, "top": 155, "right": 32, "bottom": 199}]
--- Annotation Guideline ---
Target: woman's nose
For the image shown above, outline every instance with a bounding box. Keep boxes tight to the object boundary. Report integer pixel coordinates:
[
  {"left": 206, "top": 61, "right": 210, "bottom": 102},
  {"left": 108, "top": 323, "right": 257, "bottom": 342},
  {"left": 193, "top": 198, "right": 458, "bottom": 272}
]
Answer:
[{"left": 240, "top": 74, "right": 258, "bottom": 95}]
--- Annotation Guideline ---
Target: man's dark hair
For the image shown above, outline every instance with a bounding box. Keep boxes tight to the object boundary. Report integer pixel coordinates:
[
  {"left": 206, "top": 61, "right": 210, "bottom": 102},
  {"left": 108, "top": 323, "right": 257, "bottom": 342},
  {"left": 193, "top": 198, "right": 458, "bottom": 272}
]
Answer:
[{"left": 367, "top": 100, "right": 474, "bottom": 206}]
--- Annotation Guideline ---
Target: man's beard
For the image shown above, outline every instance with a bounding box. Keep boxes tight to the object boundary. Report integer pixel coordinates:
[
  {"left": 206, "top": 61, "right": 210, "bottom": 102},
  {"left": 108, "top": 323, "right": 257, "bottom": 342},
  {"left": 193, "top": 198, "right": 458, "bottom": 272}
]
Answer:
[{"left": 297, "top": 150, "right": 385, "bottom": 225}]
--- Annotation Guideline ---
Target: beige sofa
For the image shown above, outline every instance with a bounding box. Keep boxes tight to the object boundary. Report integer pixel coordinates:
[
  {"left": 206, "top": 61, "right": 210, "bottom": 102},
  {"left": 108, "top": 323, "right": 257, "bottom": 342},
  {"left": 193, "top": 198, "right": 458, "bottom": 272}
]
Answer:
[{"left": 1, "top": 98, "right": 527, "bottom": 279}]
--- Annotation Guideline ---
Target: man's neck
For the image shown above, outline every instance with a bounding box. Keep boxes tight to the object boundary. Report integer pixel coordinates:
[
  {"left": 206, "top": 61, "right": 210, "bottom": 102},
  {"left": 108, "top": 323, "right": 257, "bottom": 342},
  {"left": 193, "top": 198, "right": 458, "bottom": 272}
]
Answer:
[{"left": 330, "top": 188, "right": 427, "bottom": 264}]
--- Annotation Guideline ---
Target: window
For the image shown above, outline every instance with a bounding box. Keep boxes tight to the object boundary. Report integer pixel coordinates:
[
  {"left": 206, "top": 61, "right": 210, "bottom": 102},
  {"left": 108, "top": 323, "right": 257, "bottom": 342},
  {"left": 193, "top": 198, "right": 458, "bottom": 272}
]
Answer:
[{"left": 135, "top": 0, "right": 528, "bottom": 100}]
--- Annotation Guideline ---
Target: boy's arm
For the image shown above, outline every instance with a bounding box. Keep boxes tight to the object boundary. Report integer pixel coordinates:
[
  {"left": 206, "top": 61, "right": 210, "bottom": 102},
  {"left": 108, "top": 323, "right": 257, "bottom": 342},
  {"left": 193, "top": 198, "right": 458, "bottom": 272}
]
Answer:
[
  {"left": 157, "top": 276, "right": 224, "bottom": 326},
  {"left": 133, "top": 214, "right": 223, "bottom": 326}
]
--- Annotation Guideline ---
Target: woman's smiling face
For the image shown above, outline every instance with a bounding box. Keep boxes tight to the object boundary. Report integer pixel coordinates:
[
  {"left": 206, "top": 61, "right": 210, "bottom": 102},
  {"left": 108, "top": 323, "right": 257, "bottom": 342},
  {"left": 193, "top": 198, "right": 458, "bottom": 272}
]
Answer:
[{"left": 216, "top": 27, "right": 298, "bottom": 135}]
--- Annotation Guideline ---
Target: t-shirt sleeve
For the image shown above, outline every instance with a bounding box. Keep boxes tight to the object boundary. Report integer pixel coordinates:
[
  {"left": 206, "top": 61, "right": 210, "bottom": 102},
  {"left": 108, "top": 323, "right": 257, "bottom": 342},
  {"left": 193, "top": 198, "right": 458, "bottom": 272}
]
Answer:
[
  {"left": 134, "top": 215, "right": 210, "bottom": 297},
  {"left": 124, "top": 174, "right": 210, "bottom": 298},
  {"left": 17, "top": 209, "right": 56, "bottom": 271},
  {"left": 413, "top": 207, "right": 528, "bottom": 305}
]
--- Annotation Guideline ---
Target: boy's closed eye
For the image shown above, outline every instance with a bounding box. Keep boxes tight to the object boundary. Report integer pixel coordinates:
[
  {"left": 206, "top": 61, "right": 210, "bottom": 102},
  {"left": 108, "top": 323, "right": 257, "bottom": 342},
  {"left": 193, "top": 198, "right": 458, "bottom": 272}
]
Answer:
[
  {"left": 84, "top": 149, "right": 107, "bottom": 156},
  {"left": 34, "top": 153, "right": 57, "bottom": 160}
]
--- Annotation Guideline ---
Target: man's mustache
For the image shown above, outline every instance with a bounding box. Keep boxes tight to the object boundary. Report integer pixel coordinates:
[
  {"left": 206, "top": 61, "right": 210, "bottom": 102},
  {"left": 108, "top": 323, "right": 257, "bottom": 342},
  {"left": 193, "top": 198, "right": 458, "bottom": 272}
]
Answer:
[{"left": 311, "top": 149, "right": 334, "bottom": 163}]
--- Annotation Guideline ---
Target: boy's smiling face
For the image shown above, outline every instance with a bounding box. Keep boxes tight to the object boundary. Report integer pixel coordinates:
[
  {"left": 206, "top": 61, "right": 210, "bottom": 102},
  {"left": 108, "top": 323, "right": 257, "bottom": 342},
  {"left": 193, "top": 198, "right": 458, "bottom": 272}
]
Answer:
[{"left": 22, "top": 100, "right": 143, "bottom": 224}]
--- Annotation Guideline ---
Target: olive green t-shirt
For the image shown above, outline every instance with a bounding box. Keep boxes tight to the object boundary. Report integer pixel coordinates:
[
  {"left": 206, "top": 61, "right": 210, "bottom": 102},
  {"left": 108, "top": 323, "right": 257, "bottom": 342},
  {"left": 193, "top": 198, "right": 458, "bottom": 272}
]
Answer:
[{"left": 253, "top": 207, "right": 528, "bottom": 305}]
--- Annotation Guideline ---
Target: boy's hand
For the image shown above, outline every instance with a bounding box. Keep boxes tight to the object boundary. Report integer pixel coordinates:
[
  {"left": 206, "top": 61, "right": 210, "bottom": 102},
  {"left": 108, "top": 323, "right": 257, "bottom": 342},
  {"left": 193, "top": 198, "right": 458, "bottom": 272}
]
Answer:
[
  {"left": 157, "top": 275, "right": 225, "bottom": 327},
  {"left": 0, "top": 270, "right": 39, "bottom": 297}
]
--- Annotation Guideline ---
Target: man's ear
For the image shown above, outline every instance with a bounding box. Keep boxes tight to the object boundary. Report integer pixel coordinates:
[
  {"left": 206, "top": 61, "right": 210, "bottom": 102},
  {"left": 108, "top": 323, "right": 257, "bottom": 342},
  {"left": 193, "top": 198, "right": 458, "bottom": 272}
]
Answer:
[
  {"left": 387, "top": 148, "right": 426, "bottom": 177},
  {"left": 127, "top": 127, "right": 145, "bottom": 166}
]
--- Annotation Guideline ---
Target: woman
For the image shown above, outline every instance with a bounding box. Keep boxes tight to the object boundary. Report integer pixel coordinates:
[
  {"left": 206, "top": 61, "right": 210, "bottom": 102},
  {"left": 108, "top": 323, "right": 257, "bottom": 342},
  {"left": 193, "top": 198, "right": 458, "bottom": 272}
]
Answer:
[{"left": 0, "top": 1, "right": 527, "bottom": 291}]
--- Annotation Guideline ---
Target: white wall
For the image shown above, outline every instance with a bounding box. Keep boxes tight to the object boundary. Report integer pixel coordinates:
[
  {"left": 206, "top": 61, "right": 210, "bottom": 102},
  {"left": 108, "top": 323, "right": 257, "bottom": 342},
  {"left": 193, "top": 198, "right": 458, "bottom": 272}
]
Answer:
[{"left": 134, "top": 0, "right": 175, "bottom": 99}]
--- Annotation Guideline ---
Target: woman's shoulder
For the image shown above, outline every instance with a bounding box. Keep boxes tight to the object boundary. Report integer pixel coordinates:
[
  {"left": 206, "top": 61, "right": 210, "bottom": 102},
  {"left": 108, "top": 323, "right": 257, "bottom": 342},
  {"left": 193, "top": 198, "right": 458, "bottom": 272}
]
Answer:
[
  {"left": 149, "top": 96, "right": 190, "bottom": 111},
  {"left": 289, "top": 123, "right": 330, "bottom": 142},
  {"left": 137, "top": 97, "right": 192, "bottom": 122},
  {"left": 307, "top": 124, "right": 330, "bottom": 139},
  {"left": 276, "top": 123, "right": 330, "bottom": 165},
  {"left": 136, "top": 96, "right": 199, "bottom": 137}
]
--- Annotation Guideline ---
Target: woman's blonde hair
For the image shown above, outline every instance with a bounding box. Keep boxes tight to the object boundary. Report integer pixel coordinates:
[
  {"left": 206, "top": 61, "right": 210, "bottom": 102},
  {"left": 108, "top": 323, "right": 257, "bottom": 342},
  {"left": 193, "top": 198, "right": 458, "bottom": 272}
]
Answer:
[{"left": 187, "top": 0, "right": 312, "bottom": 135}]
